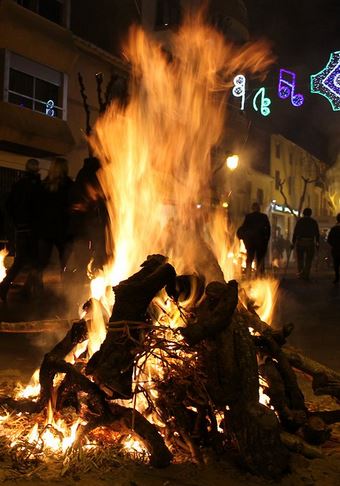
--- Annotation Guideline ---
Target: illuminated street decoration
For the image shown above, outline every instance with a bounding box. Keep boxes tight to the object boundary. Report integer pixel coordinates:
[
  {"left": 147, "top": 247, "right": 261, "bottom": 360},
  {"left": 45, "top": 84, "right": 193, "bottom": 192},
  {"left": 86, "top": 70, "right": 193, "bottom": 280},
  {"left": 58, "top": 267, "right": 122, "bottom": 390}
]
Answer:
[
  {"left": 278, "top": 69, "right": 304, "bottom": 107},
  {"left": 45, "top": 99, "right": 55, "bottom": 116},
  {"left": 271, "top": 201, "right": 299, "bottom": 216},
  {"left": 253, "top": 87, "right": 271, "bottom": 116},
  {"left": 310, "top": 51, "right": 340, "bottom": 111},
  {"left": 232, "top": 74, "right": 246, "bottom": 110}
]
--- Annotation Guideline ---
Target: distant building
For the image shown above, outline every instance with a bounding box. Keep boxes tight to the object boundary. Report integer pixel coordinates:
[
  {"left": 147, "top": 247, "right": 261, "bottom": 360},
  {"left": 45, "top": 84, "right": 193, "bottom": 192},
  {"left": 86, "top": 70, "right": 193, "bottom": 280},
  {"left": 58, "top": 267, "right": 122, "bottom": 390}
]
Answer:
[
  {"left": 269, "top": 134, "right": 331, "bottom": 237},
  {"left": 214, "top": 129, "right": 331, "bottom": 240}
]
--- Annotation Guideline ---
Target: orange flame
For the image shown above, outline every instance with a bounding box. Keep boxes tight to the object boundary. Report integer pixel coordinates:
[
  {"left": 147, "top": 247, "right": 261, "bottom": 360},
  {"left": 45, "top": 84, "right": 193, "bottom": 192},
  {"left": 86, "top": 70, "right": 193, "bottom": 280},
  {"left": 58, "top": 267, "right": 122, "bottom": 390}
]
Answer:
[
  {"left": 0, "top": 248, "right": 8, "bottom": 283},
  {"left": 89, "top": 12, "right": 273, "bottom": 285}
]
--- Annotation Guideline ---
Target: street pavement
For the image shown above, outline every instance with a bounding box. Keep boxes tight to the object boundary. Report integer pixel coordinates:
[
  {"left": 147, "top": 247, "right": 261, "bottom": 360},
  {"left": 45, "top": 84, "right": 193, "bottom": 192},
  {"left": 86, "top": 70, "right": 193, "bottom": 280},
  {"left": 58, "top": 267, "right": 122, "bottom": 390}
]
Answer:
[
  {"left": 276, "top": 267, "right": 340, "bottom": 372},
  {"left": 0, "top": 264, "right": 339, "bottom": 383}
]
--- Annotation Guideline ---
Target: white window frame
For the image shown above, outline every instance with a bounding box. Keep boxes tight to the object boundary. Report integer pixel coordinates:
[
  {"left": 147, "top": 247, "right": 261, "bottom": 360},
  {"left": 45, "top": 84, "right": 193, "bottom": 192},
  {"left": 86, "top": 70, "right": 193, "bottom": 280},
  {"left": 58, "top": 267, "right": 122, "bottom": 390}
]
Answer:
[{"left": 3, "top": 51, "right": 68, "bottom": 120}]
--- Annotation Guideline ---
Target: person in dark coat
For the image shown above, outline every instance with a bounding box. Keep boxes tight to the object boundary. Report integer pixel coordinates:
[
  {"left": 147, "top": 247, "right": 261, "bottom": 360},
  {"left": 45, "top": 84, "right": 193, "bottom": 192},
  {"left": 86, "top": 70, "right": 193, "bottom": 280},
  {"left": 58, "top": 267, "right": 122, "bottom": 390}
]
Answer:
[
  {"left": 0, "top": 158, "right": 41, "bottom": 301},
  {"left": 70, "top": 156, "right": 108, "bottom": 281},
  {"left": 237, "top": 202, "right": 271, "bottom": 277},
  {"left": 36, "top": 157, "right": 75, "bottom": 287},
  {"left": 292, "top": 207, "right": 320, "bottom": 280},
  {"left": 327, "top": 213, "right": 340, "bottom": 284}
]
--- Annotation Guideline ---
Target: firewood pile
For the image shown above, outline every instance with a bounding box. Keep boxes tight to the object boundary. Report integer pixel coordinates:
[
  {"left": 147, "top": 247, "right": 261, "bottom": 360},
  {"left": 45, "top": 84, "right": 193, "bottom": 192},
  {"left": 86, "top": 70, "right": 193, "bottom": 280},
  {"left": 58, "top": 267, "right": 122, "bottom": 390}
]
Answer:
[{"left": 0, "top": 254, "right": 340, "bottom": 479}]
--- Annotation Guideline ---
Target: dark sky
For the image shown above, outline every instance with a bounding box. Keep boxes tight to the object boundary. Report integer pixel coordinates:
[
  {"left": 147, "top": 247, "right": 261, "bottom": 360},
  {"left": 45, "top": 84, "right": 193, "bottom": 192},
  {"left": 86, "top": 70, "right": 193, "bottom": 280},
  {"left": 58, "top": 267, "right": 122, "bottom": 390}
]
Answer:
[{"left": 243, "top": 0, "right": 340, "bottom": 164}]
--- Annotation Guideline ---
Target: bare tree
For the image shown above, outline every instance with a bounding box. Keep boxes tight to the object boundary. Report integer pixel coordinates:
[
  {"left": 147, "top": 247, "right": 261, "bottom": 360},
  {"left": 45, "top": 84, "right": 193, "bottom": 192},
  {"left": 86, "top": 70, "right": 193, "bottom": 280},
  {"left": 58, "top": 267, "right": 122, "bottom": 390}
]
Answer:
[{"left": 278, "top": 175, "right": 318, "bottom": 220}]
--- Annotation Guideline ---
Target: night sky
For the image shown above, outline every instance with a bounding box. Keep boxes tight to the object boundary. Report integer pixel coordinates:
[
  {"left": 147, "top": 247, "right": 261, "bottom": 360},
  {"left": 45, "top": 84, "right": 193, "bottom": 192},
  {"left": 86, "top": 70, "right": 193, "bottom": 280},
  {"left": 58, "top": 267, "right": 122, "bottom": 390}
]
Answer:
[{"left": 243, "top": 0, "right": 340, "bottom": 164}]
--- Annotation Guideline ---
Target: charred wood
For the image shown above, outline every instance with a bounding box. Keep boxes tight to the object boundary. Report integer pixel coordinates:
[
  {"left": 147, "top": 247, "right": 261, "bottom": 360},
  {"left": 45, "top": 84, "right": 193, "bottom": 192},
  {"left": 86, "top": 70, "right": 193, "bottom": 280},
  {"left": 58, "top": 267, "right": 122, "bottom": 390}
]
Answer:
[
  {"left": 280, "top": 431, "right": 323, "bottom": 459},
  {"left": 227, "top": 316, "right": 290, "bottom": 478},
  {"left": 86, "top": 256, "right": 177, "bottom": 398},
  {"left": 0, "top": 320, "right": 88, "bottom": 413},
  {"left": 283, "top": 346, "right": 340, "bottom": 401},
  {"left": 180, "top": 280, "right": 238, "bottom": 345},
  {"left": 76, "top": 403, "right": 172, "bottom": 468},
  {"left": 259, "top": 358, "right": 307, "bottom": 432},
  {"left": 301, "top": 416, "right": 331, "bottom": 445}
]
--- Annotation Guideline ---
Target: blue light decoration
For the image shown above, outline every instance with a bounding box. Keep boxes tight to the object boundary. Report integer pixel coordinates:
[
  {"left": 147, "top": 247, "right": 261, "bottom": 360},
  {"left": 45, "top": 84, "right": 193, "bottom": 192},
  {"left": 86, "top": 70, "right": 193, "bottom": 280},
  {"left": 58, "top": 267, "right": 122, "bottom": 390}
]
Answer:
[
  {"left": 252, "top": 87, "right": 271, "bottom": 116},
  {"left": 45, "top": 99, "right": 55, "bottom": 117},
  {"left": 310, "top": 51, "right": 340, "bottom": 111},
  {"left": 278, "top": 69, "right": 304, "bottom": 107},
  {"left": 232, "top": 74, "right": 246, "bottom": 110}
]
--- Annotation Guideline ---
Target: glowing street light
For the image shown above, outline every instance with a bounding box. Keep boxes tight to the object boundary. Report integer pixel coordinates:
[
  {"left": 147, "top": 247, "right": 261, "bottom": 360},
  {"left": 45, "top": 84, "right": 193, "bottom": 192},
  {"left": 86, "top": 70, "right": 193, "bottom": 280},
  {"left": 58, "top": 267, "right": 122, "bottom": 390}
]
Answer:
[{"left": 226, "top": 154, "right": 239, "bottom": 171}]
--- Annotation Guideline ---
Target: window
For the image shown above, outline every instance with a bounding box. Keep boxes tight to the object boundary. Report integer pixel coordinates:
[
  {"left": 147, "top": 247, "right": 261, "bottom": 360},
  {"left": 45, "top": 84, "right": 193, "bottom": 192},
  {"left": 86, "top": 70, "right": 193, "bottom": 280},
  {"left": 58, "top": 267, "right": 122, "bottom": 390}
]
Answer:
[
  {"left": 256, "top": 188, "right": 264, "bottom": 205},
  {"left": 275, "top": 144, "right": 281, "bottom": 158},
  {"left": 16, "top": 0, "right": 65, "bottom": 26},
  {"left": 155, "top": 0, "right": 180, "bottom": 30},
  {"left": 275, "top": 170, "right": 280, "bottom": 190},
  {"left": 4, "top": 52, "right": 66, "bottom": 119}
]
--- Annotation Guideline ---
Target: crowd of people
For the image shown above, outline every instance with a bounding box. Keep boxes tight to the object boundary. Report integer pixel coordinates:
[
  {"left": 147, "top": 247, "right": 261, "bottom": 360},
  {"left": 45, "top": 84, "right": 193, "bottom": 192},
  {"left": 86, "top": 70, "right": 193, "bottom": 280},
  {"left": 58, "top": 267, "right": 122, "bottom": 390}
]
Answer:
[
  {"left": 0, "top": 156, "right": 107, "bottom": 302},
  {"left": 237, "top": 203, "right": 340, "bottom": 283}
]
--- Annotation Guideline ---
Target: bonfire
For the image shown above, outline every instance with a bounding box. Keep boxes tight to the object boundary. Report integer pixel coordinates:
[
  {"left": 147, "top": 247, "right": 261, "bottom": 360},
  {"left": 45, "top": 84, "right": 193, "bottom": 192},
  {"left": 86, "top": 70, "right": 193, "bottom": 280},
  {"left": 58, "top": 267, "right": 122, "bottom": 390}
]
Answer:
[{"left": 0, "top": 10, "right": 339, "bottom": 482}]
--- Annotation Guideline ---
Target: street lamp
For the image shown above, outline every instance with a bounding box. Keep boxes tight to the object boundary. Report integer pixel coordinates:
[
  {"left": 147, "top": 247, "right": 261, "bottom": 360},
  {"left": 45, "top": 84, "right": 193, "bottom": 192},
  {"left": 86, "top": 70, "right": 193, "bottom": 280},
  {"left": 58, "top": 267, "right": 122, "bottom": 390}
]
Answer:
[{"left": 226, "top": 154, "right": 239, "bottom": 171}]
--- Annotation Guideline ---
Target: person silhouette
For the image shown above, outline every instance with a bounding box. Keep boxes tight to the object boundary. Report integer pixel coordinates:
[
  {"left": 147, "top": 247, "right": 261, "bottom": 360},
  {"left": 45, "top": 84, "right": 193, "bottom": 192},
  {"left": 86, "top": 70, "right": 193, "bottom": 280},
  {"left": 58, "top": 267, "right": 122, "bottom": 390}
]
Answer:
[
  {"left": 292, "top": 208, "right": 320, "bottom": 280},
  {"left": 237, "top": 202, "right": 271, "bottom": 277},
  {"left": 0, "top": 159, "right": 41, "bottom": 301},
  {"left": 327, "top": 213, "right": 340, "bottom": 284}
]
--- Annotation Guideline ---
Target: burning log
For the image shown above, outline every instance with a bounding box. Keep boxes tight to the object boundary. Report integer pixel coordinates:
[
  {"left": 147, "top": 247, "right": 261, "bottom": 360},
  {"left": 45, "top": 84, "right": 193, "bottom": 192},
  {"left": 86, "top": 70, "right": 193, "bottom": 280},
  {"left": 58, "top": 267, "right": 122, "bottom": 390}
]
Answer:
[
  {"left": 180, "top": 280, "right": 238, "bottom": 345},
  {"left": 179, "top": 280, "right": 290, "bottom": 477},
  {"left": 0, "top": 320, "right": 88, "bottom": 413},
  {"left": 75, "top": 403, "right": 172, "bottom": 468},
  {"left": 86, "top": 255, "right": 177, "bottom": 398},
  {"left": 0, "top": 319, "right": 71, "bottom": 333},
  {"left": 225, "top": 315, "right": 290, "bottom": 478},
  {"left": 259, "top": 357, "right": 306, "bottom": 432}
]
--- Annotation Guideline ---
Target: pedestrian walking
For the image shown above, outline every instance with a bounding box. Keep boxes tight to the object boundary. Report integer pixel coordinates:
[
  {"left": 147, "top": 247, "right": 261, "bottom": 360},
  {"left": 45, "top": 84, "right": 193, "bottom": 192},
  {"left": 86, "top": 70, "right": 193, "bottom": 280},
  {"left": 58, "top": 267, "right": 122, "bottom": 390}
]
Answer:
[
  {"left": 36, "top": 157, "right": 75, "bottom": 290},
  {"left": 0, "top": 158, "right": 41, "bottom": 301},
  {"left": 291, "top": 208, "right": 320, "bottom": 281},
  {"left": 237, "top": 202, "right": 271, "bottom": 277},
  {"left": 327, "top": 213, "right": 340, "bottom": 284}
]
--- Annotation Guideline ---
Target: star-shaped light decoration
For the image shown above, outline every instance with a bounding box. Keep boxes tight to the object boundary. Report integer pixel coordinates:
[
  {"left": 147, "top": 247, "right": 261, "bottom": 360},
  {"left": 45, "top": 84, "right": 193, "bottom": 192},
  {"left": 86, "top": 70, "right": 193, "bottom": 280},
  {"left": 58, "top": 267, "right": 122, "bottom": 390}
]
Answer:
[{"left": 310, "top": 51, "right": 340, "bottom": 111}]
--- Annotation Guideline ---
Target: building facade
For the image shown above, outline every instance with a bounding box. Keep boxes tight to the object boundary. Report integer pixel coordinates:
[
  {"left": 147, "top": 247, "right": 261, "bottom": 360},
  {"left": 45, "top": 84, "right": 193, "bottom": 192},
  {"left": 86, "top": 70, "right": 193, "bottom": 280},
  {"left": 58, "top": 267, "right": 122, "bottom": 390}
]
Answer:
[
  {"left": 269, "top": 134, "right": 331, "bottom": 238},
  {"left": 214, "top": 130, "right": 331, "bottom": 242},
  {"left": 0, "top": 0, "right": 129, "bottom": 239},
  {"left": 0, "top": 0, "right": 128, "bottom": 173}
]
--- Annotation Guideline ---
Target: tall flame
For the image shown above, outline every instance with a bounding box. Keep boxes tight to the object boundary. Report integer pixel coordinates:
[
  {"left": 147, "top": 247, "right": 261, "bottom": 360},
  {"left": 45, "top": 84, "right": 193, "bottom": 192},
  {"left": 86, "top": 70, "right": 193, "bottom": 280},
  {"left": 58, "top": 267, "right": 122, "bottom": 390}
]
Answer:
[
  {"left": 90, "top": 12, "right": 273, "bottom": 285},
  {"left": 327, "top": 190, "right": 340, "bottom": 214}
]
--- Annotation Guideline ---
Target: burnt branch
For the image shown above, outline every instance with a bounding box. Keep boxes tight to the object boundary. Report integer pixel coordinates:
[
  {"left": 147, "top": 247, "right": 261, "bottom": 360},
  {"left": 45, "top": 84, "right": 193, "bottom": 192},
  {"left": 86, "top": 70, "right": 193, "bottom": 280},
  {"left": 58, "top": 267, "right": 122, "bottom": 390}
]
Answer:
[{"left": 78, "top": 72, "right": 92, "bottom": 136}]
